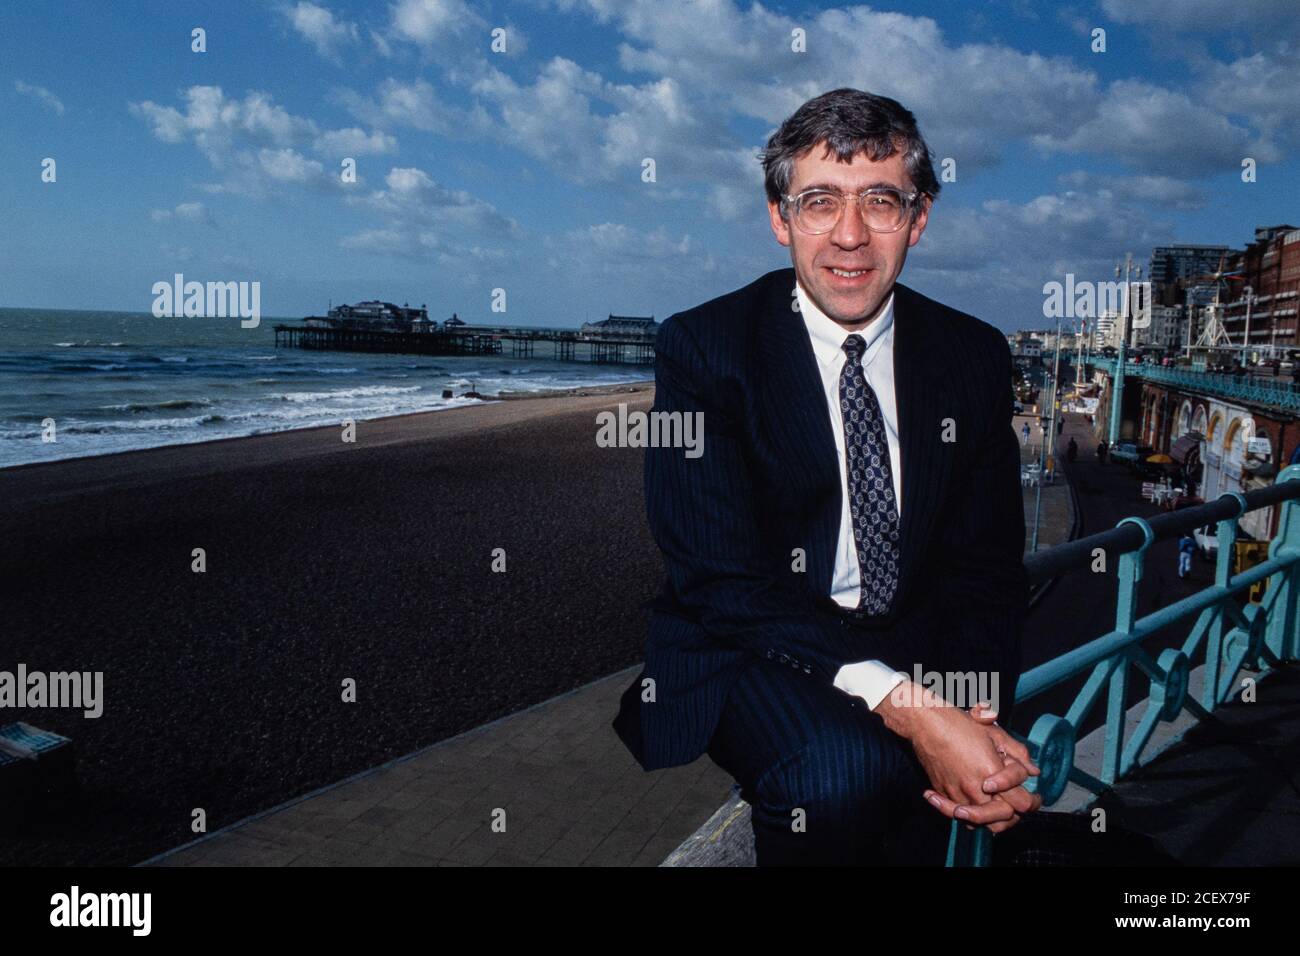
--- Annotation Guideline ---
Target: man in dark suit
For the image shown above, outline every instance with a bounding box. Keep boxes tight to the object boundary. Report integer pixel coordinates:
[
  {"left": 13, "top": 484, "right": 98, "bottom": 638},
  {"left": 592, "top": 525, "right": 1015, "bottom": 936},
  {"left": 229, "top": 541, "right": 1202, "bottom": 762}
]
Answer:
[{"left": 613, "top": 88, "right": 1041, "bottom": 865}]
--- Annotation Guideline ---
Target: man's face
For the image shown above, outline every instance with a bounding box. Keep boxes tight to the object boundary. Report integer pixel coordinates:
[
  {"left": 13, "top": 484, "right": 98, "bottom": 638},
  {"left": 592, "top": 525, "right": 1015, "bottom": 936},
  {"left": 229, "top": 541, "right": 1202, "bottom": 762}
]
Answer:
[{"left": 767, "top": 142, "right": 930, "bottom": 329}]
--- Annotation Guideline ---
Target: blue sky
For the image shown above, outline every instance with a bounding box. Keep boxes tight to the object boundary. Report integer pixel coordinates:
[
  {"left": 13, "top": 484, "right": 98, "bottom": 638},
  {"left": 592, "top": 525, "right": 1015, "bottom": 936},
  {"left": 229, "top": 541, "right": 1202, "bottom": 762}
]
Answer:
[{"left": 3, "top": 0, "right": 1297, "bottom": 331}]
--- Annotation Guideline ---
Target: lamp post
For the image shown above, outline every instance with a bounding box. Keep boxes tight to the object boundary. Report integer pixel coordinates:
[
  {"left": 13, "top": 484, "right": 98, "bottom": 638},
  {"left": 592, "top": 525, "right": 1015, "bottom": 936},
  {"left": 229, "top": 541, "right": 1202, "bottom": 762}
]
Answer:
[
  {"left": 1031, "top": 366, "right": 1049, "bottom": 552},
  {"left": 1107, "top": 254, "right": 1141, "bottom": 448},
  {"left": 1241, "top": 284, "right": 1256, "bottom": 364},
  {"left": 1031, "top": 314, "right": 1066, "bottom": 552},
  {"left": 1075, "top": 315, "right": 1085, "bottom": 388}
]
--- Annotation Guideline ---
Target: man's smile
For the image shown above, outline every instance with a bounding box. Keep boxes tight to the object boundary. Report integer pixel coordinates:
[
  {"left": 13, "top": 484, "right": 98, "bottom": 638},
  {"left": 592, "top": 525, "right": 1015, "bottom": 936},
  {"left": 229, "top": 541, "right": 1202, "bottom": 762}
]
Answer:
[{"left": 823, "top": 265, "right": 874, "bottom": 285}]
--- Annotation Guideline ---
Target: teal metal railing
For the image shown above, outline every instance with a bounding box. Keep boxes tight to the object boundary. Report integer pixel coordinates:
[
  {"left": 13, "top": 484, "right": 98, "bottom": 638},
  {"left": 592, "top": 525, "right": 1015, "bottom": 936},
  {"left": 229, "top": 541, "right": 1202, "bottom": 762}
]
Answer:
[
  {"left": 946, "top": 464, "right": 1300, "bottom": 866},
  {"left": 1086, "top": 356, "right": 1300, "bottom": 413}
]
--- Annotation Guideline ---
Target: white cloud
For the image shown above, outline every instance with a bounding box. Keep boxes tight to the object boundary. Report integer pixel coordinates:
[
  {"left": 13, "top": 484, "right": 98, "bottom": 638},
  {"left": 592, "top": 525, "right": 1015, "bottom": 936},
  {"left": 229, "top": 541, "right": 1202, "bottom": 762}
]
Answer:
[
  {"left": 131, "top": 87, "right": 316, "bottom": 157},
  {"left": 467, "top": 58, "right": 737, "bottom": 187},
  {"left": 150, "top": 201, "right": 215, "bottom": 225},
  {"left": 1032, "top": 78, "right": 1278, "bottom": 174},
  {"left": 14, "top": 79, "right": 65, "bottom": 114},
  {"left": 1056, "top": 171, "right": 1206, "bottom": 211},
  {"left": 131, "top": 86, "right": 392, "bottom": 193},
  {"left": 906, "top": 183, "right": 1175, "bottom": 323},
  {"left": 340, "top": 164, "right": 522, "bottom": 261},
  {"left": 336, "top": 78, "right": 490, "bottom": 137},
  {"left": 257, "top": 148, "right": 327, "bottom": 183},
  {"left": 545, "top": 1, "right": 1100, "bottom": 172},
  {"left": 1199, "top": 48, "right": 1300, "bottom": 148},
  {"left": 355, "top": 166, "right": 520, "bottom": 232},
  {"left": 281, "top": 2, "right": 359, "bottom": 61},
  {"left": 389, "top": 0, "right": 483, "bottom": 45},
  {"left": 529, "top": 1, "right": 1285, "bottom": 187},
  {"left": 314, "top": 126, "right": 397, "bottom": 155}
]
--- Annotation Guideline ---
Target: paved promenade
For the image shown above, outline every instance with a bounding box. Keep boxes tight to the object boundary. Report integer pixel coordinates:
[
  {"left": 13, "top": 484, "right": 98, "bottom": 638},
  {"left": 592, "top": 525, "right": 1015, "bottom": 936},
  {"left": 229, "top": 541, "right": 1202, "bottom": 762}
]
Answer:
[
  {"left": 144, "top": 667, "right": 733, "bottom": 867},
  {"left": 1015, "top": 409, "right": 1077, "bottom": 555}
]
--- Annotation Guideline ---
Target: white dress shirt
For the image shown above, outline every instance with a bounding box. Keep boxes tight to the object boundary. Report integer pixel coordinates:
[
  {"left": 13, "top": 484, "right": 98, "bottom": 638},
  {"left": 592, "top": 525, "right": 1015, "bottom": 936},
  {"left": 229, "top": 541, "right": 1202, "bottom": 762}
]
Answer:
[{"left": 794, "top": 278, "right": 908, "bottom": 711}]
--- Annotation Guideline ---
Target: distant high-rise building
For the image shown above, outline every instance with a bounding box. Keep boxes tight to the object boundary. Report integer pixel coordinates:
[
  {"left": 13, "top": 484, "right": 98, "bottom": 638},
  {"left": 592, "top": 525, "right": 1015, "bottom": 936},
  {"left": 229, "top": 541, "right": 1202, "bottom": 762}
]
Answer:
[
  {"left": 1148, "top": 244, "right": 1232, "bottom": 288},
  {"left": 1221, "top": 224, "right": 1300, "bottom": 357}
]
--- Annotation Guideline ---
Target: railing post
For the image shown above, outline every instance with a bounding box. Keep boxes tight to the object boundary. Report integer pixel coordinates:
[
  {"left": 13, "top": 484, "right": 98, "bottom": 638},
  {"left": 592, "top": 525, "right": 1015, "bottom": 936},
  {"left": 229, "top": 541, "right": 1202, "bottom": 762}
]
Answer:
[
  {"left": 1204, "top": 494, "right": 1246, "bottom": 708},
  {"left": 1103, "top": 517, "right": 1152, "bottom": 783},
  {"left": 1267, "top": 465, "right": 1300, "bottom": 661}
]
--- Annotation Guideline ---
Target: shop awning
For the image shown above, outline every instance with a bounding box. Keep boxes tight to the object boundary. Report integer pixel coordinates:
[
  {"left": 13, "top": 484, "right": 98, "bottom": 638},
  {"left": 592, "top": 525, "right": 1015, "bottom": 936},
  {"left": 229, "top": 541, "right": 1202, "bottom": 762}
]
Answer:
[{"left": 1169, "top": 433, "right": 1202, "bottom": 465}]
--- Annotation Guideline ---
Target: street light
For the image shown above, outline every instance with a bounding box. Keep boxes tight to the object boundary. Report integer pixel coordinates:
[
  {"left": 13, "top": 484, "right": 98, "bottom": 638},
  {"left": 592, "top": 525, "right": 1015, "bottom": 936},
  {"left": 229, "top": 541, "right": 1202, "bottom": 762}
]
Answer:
[
  {"left": 1241, "top": 284, "right": 1257, "bottom": 363},
  {"left": 1031, "top": 309, "right": 1068, "bottom": 552},
  {"left": 1107, "top": 254, "right": 1141, "bottom": 448}
]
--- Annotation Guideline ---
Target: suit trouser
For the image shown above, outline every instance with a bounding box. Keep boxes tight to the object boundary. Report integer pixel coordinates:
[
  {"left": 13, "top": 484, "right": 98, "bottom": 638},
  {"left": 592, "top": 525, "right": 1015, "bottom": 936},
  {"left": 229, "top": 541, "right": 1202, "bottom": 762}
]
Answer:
[{"left": 706, "top": 656, "right": 954, "bottom": 866}]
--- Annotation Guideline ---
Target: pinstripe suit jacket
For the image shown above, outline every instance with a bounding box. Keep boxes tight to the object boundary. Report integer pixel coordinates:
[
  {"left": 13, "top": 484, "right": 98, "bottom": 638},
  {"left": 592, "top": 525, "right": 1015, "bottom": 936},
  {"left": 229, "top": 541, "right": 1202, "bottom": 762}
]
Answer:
[{"left": 613, "top": 266, "right": 1030, "bottom": 771}]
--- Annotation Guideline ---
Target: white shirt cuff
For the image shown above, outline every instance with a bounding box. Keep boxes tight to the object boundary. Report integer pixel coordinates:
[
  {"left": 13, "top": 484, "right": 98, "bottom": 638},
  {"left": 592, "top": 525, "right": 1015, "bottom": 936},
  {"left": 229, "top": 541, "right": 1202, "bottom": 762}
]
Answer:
[{"left": 833, "top": 659, "right": 908, "bottom": 711}]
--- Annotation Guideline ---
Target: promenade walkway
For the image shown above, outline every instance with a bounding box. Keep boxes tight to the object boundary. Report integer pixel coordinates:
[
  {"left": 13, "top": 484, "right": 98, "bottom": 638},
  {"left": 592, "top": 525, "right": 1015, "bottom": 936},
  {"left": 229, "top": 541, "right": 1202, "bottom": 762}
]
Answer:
[{"left": 143, "top": 668, "right": 733, "bottom": 867}]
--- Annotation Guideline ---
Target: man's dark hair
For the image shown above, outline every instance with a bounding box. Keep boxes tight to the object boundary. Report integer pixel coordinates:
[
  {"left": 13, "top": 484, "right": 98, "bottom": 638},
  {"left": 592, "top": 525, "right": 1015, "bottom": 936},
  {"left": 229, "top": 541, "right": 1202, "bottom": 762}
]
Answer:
[{"left": 758, "top": 88, "right": 942, "bottom": 211}]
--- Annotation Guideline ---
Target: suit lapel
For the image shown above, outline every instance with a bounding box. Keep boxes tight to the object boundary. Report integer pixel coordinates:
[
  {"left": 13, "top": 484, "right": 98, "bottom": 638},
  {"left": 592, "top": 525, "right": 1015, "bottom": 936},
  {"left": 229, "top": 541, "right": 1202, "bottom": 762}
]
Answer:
[
  {"left": 756, "top": 269, "right": 841, "bottom": 594},
  {"left": 891, "top": 283, "right": 956, "bottom": 601}
]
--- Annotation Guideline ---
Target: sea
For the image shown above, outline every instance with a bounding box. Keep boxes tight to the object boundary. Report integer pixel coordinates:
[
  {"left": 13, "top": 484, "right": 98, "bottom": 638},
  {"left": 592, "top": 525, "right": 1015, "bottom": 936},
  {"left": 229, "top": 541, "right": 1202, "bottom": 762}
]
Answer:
[{"left": 0, "top": 308, "right": 654, "bottom": 470}]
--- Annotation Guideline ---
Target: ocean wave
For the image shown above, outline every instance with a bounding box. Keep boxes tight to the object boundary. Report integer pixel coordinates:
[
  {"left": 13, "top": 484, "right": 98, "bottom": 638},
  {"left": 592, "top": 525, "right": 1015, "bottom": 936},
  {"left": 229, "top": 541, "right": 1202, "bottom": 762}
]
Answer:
[
  {"left": 277, "top": 384, "right": 422, "bottom": 403},
  {"left": 52, "top": 341, "right": 129, "bottom": 348},
  {"left": 50, "top": 363, "right": 131, "bottom": 372},
  {"left": 101, "top": 399, "right": 213, "bottom": 413},
  {"left": 63, "top": 415, "right": 214, "bottom": 434}
]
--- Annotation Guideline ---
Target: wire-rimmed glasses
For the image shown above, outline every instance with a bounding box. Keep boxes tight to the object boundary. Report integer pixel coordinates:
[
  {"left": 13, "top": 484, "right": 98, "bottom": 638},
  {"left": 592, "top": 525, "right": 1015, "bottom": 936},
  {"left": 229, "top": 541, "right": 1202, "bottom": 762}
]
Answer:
[{"left": 781, "top": 186, "right": 921, "bottom": 235}]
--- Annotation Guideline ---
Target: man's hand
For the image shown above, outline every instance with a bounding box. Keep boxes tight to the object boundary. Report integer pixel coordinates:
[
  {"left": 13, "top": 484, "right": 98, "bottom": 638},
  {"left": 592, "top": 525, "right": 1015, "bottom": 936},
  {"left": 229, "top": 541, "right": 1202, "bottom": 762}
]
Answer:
[{"left": 874, "top": 683, "right": 1041, "bottom": 834}]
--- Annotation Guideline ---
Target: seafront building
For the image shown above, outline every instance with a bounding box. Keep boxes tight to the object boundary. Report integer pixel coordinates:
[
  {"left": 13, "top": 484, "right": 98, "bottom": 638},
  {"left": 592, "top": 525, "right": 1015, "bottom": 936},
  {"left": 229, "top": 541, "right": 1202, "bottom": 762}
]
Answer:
[
  {"left": 580, "top": 314, "right": 659, "bottom": 338},
  {"left": 1219, "top": 225, "right": 1300, "bottom": 360},
  {"left": 306, "top": 300, "right": 433, "bottom": 332},
  {"left": 1016, "top": 224, "right": 1300, "bottom": 543}
]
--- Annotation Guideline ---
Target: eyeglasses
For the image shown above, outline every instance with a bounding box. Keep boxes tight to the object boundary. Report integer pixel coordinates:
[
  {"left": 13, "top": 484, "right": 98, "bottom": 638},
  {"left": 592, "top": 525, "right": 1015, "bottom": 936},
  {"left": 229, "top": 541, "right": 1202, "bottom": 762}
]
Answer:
[{"left": 780, "top": 186, "right": 922, "bottom": 235}]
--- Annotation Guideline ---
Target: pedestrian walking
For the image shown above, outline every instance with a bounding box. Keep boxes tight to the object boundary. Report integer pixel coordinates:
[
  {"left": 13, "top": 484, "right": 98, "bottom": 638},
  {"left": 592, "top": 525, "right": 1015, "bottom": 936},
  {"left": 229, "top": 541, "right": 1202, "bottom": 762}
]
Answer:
[
  {"left": 1097, "top": 441, "right": 1108, "bottom": 464},
  {"left": 1057, "top": 418, "right": 1064, "bottom": 435},
  {"left": 1178, "top": 532, "right": 1196, "bottom": 579},
  {"left": 1021, "top": 422, "right": 1030, "bottom": 445},
  {"left": 1066, "top": 437, "right": 1078, "bottom": 462}
]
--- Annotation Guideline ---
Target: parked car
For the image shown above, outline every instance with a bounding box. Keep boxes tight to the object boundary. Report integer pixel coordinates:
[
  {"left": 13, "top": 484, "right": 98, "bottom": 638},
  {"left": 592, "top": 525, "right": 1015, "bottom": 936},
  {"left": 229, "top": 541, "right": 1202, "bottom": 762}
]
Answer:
[{"left": 1110, "top": 442, "right": 1155, "bottom": 471}]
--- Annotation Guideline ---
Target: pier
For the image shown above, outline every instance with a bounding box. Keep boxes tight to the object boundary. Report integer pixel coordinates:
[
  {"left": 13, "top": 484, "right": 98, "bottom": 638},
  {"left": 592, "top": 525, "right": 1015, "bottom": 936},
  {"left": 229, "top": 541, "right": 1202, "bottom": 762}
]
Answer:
[{"left": 273, "top": 323, "right": 656, "bottom": 365}]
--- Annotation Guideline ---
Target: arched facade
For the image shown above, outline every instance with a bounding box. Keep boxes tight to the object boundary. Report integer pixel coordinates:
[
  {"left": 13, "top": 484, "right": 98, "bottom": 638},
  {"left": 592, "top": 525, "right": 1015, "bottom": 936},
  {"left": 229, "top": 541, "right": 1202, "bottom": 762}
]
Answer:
[{"left": 1191, "top": 405, "right": 1207, "bottom": 436}]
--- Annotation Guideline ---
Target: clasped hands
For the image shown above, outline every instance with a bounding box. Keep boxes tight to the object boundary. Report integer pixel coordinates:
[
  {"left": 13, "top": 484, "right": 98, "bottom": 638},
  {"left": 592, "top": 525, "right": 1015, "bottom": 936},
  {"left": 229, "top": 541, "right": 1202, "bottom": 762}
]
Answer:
[{"left": 876, "top": 681, "right": 1042, "bottom": 834}]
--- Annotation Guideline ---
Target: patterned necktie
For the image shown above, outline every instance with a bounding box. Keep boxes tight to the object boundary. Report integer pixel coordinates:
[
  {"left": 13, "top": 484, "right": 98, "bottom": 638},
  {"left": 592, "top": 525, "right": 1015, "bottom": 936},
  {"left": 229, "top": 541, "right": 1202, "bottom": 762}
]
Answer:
[{"left": 839, "top": 333, "right": 900, "bottom": 615}]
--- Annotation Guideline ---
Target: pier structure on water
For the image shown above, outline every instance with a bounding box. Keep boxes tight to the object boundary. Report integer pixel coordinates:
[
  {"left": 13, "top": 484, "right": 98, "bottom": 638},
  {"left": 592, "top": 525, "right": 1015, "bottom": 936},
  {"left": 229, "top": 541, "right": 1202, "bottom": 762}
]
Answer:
[{"left": 273, "top": 317, "right": 658, "bottom": 366}]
